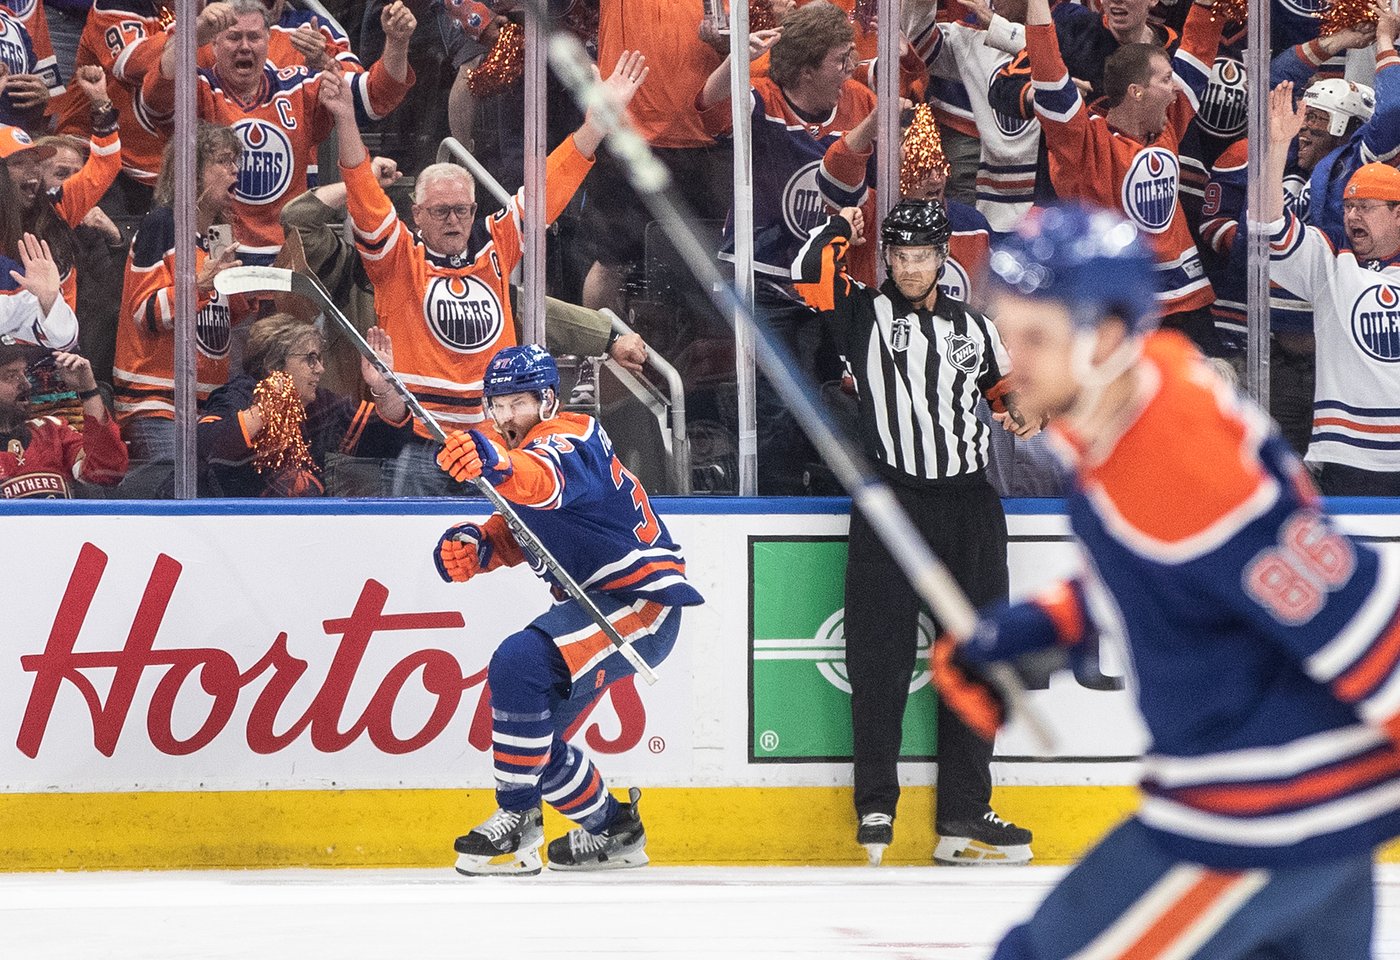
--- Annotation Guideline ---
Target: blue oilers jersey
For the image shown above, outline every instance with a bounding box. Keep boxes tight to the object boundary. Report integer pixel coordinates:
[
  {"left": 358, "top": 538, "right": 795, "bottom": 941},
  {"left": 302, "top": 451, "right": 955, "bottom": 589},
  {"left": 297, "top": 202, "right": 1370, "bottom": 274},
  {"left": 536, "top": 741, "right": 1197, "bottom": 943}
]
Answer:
[
  {"left": 487, "top": 412, "right": 703, "bottom": 610},
  {"left": 1044, "top": 332, "right": 1400, "bottom": 869},
  {"left": 699, "top": 77, "right": 876, "bottom": 280},
  {"left": 1273, "top": 0, "right": 1327, "bottom": 52}
]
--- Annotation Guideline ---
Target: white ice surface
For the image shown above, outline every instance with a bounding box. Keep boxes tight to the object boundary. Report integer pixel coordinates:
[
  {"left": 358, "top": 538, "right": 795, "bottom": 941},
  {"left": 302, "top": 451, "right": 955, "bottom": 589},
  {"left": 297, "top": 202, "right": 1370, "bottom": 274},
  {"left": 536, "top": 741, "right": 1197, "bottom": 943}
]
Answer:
[{"left": 4, "top": 864, "right": 1400, "bottom": 959}]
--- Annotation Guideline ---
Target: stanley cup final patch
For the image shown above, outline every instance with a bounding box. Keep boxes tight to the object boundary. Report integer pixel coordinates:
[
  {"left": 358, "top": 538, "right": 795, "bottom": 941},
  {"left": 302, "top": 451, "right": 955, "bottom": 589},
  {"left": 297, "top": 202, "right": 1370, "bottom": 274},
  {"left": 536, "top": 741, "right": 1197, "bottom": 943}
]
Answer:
[
  {"left": 890, "top": 317, "right": 912, "bottom": 352},
  {"left": 945, "top": 333, "right": 979, "bottom": 373}
]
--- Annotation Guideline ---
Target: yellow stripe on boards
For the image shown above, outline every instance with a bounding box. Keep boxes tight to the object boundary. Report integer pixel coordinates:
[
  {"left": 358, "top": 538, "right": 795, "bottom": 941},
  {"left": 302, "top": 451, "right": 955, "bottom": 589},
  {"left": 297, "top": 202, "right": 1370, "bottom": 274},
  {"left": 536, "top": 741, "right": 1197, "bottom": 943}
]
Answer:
[{"left": 0, "top": 785, "right": 1141, "bottom": 871}]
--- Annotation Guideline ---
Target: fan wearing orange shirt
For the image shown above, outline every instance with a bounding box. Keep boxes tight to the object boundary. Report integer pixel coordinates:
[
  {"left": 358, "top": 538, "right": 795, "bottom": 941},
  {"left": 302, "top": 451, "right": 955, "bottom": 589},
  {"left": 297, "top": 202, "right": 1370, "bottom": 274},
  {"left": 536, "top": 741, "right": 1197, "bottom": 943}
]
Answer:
[
  {"left": 140, "top": 0, "right": 416, "bottom": 264},
  {"left": 319, "top": 49, "right": 652, "bottom": 496}
]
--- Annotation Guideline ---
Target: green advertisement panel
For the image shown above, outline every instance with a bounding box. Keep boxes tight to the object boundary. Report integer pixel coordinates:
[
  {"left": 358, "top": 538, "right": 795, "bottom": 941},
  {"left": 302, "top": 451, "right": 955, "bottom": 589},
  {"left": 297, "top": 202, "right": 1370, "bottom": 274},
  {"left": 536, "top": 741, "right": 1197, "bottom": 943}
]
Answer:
[{"left": 749, "top": 536, "right": 939, "bottom": 762}]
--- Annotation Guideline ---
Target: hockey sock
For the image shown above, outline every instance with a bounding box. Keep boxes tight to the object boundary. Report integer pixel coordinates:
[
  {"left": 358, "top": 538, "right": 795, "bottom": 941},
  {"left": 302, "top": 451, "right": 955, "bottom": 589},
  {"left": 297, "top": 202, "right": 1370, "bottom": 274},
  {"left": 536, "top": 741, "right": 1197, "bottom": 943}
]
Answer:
[
  {"left": 542, "top": 740, "right": 618, "bottom": 833},
  {"left": 487, "top": 628, "right": 570, "bottom": 809}
]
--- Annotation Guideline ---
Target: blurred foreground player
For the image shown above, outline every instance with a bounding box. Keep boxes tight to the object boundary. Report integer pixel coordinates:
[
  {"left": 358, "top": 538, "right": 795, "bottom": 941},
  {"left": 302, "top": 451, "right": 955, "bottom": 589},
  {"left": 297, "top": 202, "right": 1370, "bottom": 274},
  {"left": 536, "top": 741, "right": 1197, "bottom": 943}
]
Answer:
[
  {"left": 933, "top": 204, "right": 1400, "bottom": 958},
  {"left": 434, "top": 345, "right": 704, "bottom": 875}
]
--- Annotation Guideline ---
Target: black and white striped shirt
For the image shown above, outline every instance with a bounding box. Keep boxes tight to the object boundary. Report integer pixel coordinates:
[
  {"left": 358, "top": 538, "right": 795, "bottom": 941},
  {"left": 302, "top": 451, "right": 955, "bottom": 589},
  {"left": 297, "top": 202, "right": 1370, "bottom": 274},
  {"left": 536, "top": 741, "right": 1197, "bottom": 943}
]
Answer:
[{"left": 792, "top": 216, "right": 1014, "bottom": 482}]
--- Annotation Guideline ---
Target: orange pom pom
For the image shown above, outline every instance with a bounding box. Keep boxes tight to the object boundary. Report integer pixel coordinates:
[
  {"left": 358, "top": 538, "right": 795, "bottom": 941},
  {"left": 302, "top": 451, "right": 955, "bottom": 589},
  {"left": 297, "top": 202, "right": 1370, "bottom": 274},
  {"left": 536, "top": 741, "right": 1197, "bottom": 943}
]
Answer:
[
  {"left": 1322, "top": 0, "right": 1377, "bottom": 35},
  {"left": 252, "top": 371, "right": 315, "bottom": 482},
  {"left": 1208, "top": 0, "right": 1248, "bottom": 25},
  {"left": 901, "top": 103, "right": 950, "bottom": 199},
  {"left": 468, "top": 21, "right": 524, "bottom": 99}
]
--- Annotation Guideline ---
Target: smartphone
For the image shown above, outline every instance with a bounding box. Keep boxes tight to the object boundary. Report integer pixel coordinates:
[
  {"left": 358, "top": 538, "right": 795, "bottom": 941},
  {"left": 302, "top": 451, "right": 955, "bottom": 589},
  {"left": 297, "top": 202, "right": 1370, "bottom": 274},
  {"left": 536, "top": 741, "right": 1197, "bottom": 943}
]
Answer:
[{"left": 207, "top": 223, "right": 234, "bottom": 261}]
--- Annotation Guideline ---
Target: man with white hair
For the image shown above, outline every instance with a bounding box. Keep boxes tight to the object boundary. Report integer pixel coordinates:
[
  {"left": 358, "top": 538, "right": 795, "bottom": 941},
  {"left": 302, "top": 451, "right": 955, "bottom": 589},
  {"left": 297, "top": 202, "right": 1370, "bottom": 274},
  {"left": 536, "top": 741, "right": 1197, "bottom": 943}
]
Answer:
[{"left": 319, "top": 50, "right": 652, "bottom": 496}]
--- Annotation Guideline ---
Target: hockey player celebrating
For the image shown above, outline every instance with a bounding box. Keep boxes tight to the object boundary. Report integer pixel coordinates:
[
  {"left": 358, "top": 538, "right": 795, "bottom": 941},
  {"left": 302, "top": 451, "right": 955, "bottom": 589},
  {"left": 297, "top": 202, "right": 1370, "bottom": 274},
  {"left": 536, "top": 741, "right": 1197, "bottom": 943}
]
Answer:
[
  {"left": 433, "top": 345, "right": 703, "bottom": 876},
  {"left": 933, "top": 202, "right": 1400, "bottom": 957}
]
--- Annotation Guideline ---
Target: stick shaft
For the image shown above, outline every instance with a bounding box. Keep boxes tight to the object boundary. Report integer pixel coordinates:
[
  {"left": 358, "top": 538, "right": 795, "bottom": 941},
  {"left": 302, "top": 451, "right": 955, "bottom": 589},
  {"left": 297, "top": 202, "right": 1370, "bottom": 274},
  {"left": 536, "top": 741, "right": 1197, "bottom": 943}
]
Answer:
[
  {"left": 215, "top": 266, "right": 660, "bottom": 685},
  {"left": 541, "top": 33, "right": 1053, "bottom": 746}
]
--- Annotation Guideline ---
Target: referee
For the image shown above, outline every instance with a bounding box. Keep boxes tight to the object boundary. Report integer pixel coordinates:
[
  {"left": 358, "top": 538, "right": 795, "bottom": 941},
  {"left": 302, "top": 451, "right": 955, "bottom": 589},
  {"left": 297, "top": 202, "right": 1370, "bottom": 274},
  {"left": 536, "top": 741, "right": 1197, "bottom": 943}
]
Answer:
[{"left": 792, "top": 199, "right": 1037, "bottom": 866}]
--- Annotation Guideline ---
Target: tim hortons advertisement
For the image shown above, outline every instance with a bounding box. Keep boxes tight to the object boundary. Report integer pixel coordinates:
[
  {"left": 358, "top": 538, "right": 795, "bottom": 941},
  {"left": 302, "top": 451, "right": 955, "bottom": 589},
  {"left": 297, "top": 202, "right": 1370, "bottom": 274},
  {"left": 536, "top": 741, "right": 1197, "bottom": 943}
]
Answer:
[
  {"left": 0, "top": 510, "right": 717, "bottom": 792},
  {"left": 6, "top": 505, "right": 1399, "bottom": 794}
]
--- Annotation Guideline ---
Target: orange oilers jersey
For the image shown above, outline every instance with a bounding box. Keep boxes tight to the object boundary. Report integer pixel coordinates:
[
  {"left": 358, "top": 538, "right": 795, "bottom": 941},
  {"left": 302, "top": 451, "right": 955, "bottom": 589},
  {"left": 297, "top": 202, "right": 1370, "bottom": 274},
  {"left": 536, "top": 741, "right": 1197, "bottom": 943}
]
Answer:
[
  {"left": 342, "top": 136, "right": 595, "bottom": 439},
  {"left": 1026, "top": 1, "right": 1223, "bottom": 316},
  {"left": 53, "top": 0, "right": 170, "bottom": 184},
  {"left": 141, "top": 54, "right": 413, "bottom": 258},
  {"left": 194, "top": 9, "right": 385, "bottom": 123},
  {"left": 112, "top": 206, "right": 241, "bottom": 425}
]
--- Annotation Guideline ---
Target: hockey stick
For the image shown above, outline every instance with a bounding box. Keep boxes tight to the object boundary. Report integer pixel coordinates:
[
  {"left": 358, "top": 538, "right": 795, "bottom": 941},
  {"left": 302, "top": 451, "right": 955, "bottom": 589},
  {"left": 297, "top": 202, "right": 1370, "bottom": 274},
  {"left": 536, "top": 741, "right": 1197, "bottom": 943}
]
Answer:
[
  {"left": 214, "top": 265, "right": 660, "bottom": 686},
  {"left": 537, "top": 29, "right": 1055, "bottom": 748}
]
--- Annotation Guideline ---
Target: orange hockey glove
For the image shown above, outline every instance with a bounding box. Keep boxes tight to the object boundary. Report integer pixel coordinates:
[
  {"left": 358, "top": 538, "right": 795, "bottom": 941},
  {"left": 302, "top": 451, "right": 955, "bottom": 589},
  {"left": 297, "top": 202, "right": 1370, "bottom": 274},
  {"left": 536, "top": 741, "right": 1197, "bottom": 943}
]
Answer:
[
  {"left": 931, "top": 633, "right": 1006, "bottom": 741},
  {"left": 436, "top": 429, "right": 512, "bottom": 485}
]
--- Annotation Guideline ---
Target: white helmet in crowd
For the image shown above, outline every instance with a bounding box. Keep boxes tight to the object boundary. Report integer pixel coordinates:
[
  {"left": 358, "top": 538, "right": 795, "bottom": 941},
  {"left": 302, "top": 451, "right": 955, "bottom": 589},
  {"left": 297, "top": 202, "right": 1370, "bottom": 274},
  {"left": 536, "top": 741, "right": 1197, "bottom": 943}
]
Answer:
[{"left": 1303, "top": 79, "right": 1376, "bottom": 138}]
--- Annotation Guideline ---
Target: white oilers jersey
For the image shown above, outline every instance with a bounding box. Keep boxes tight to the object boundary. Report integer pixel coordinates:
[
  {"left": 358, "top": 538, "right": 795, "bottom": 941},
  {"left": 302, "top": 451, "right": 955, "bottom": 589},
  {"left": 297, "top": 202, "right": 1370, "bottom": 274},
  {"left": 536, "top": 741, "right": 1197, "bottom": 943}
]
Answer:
[
  {"left": 912, "top": 15, "right": 1040, "bottom": 233},
  {"left": 1270, "top": 210, "right": 1400, "bottom": 471}
]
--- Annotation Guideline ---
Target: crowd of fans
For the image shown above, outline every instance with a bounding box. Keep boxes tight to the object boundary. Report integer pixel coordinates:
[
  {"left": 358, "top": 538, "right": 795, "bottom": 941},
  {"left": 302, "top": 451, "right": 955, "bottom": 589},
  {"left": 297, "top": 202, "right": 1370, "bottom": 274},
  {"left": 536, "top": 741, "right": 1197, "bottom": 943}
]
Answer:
[{"left": 0, "top": 0, "right": 1390, "bottom": 499}]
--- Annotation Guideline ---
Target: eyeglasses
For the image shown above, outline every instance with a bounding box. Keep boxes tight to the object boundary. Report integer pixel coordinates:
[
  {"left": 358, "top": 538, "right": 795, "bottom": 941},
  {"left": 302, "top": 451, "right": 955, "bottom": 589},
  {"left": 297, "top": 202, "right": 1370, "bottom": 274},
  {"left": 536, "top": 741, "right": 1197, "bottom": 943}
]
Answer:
[
  {"left": 288, "top": 351, "right": 324, "bottom": 368},
  {"left": 1343, "top": 200, "right": 1396, "bottom": 215},
  {"left": 421, "top": 203, "right": 477, "bottom": 222},
  {"left": 835, "top": 47, "right": 857, "bottom": 71}
]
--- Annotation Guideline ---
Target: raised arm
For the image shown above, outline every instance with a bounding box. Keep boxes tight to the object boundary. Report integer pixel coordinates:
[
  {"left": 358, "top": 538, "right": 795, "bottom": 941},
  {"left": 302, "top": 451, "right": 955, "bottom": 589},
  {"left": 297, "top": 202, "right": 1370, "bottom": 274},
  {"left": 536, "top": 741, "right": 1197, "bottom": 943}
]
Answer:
[{"left": 698, "top": 28, "right": 782, "bottom": 110}]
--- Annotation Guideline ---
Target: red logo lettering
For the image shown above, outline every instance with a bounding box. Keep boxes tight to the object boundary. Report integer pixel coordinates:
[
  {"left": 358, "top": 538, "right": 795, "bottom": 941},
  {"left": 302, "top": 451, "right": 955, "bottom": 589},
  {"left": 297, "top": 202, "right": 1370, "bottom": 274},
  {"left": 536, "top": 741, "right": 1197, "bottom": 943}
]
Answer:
[{"left": 16, "top": 544, "right": 649, "bottom": 761}]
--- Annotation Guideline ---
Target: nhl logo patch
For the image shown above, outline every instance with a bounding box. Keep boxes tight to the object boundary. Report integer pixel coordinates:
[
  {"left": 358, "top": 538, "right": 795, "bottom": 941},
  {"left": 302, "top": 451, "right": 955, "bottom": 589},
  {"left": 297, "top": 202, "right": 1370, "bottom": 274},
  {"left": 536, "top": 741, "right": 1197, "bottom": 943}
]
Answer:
[
  {"left": 945, "top": 333, "right": 978, "bottom": 372},
  {"left": 890, "top": 317, "right": 911, "bottom": 352}
]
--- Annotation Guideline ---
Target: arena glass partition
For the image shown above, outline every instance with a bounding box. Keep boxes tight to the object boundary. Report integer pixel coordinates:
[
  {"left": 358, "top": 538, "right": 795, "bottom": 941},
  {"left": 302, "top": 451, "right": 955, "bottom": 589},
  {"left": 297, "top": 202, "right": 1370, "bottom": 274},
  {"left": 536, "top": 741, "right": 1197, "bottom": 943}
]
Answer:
[{"left": 135, "top": 0, "right": 1279, "bottom": 502}]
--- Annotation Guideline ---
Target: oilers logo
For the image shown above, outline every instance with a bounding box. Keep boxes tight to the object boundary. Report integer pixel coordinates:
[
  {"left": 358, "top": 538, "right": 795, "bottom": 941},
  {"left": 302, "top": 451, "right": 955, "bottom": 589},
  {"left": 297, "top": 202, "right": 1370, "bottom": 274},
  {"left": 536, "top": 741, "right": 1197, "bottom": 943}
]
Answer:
[
  {"left": 196, "top": 292, "right": 232, "bottom": 360},
  {"left": 234, "top": 119, "right": 295, "bottom": 206},
  {"left": 424, "top": 274, "right": 504, "bottom": 353},
  {"left": 988, "top": 63, "right": 1032, "bottom": 139},
  {"left": 1351, "top": 283, "right": 1400, "bottom": 363},
  {"left": 1121, "top": 148, "right": 1179, "bottom": 234},
  {"left": 3, "top": 0, "right": 34, "bottom": 18},
  {"left": 782, "top": 161, "right": 828, "bottom": 240},
  {"left": 1197, "top": 58, "right": 1247, "bottom": 139},
  {"left": 0, "top": 12, "right": 30, "bottom": 76},
  {"left": 937, "top": 256, "right": 972, "bottom": 302},
  {"left": 945, "top": 333, "right": 979, "bottom": 373},
  {"left": 1277, "top": 0, "right": 1325, "bottom": 15}
]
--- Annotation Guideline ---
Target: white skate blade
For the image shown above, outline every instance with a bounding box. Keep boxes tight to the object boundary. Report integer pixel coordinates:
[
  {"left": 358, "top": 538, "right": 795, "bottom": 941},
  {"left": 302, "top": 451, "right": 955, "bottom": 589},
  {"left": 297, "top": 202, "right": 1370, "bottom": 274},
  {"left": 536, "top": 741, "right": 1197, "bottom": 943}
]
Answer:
[
  {"left": 862, "top": 843, "right": 887, "bottom": 867},
  {"left": 933, "top": 836, "right": 1032, "bottom": 866},
  {"left": 546, "top": 848, "right": 649, "bottom": 872},
  {"left": 454, "top": 839, "right": 544, "bottom": 877}
]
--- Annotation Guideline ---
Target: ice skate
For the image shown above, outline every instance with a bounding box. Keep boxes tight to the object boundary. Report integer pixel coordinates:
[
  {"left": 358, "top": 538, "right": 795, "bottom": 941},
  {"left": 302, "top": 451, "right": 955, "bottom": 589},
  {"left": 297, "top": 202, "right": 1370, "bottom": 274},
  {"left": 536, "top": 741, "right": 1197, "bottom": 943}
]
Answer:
[
  {"left": 856, "top": 812, "right": 893, "bottom": 866},
  {"left": 546, "top": 787, "right": 649, "bottom": 871},
  {"left": 934, "top": 811, "right": 1033, "bottom": 865},
  {"left": 453, "top": 806, "right": 544, "bottom": 876}
]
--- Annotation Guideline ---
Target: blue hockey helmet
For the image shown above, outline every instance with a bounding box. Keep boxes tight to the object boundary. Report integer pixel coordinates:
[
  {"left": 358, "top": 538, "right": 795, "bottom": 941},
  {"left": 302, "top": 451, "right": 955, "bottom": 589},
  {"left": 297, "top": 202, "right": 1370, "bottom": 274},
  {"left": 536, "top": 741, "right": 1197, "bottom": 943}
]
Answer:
[
  {"left": 483, "top": 344, "right": 560, "bottom": 399},
  {"left": 987, "top": 204, "right": 1159, "bottom": 337}
]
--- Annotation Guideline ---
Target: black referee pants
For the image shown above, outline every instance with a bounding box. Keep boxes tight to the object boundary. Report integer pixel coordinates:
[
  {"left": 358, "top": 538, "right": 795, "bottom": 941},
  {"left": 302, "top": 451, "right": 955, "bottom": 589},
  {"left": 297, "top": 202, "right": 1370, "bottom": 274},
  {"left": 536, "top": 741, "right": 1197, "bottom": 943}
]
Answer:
[{"left": 845, "top": 474, "right": 1009, "bottom": 829}]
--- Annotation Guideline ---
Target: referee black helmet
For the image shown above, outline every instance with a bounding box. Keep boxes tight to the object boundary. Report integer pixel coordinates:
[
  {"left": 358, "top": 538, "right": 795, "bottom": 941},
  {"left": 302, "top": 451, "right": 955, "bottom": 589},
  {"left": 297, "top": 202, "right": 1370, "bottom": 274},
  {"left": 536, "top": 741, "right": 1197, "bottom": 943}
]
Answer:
[{"left": 880, "top": 198, "right": 951, "bottom": 249}]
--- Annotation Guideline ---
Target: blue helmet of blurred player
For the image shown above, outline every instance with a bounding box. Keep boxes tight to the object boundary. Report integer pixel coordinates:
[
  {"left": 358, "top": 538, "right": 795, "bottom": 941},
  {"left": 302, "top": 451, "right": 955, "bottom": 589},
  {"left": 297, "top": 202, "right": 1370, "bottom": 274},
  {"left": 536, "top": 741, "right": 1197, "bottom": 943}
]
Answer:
[
  {"left": 483, "top": 344, "right": 560, "bottom": 447},
  {"left": 986, "top": 203, "right": 1158, "bottom": 417}
]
